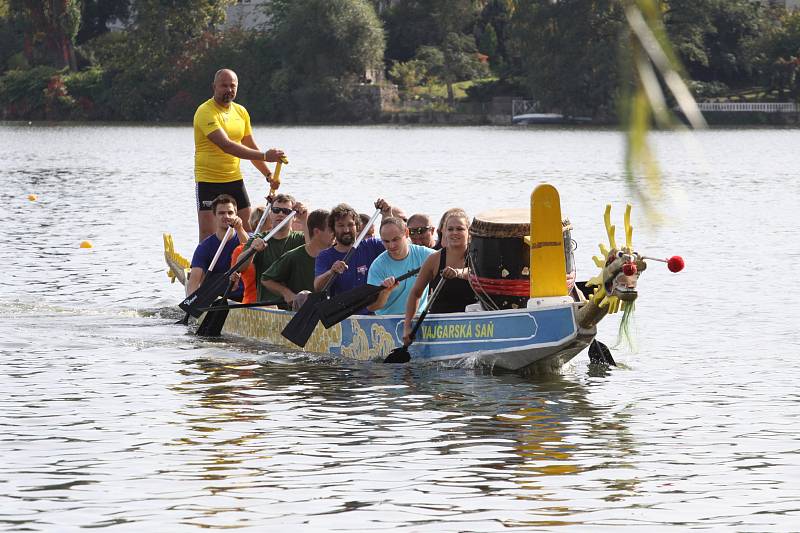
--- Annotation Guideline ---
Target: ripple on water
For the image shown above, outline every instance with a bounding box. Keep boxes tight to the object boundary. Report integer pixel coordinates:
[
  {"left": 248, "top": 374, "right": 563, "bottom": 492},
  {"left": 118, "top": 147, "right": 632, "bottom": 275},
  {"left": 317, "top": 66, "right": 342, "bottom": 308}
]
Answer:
[{"left": 3, "top": 125, "right": 800, "bottom": 531}]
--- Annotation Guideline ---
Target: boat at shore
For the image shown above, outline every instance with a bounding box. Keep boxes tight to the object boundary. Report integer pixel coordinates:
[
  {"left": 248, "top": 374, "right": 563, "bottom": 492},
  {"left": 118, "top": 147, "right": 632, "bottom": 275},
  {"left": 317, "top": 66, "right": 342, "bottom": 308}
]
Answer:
[{"left": 165, "top": 185, "right": 676, "bottom": 373}]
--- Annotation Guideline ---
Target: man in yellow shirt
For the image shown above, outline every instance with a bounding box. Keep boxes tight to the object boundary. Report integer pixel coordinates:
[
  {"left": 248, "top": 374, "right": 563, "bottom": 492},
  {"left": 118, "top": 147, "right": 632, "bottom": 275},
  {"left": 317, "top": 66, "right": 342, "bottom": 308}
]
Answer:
[{"left": 194, "top": 68, "right": 285, "bottom": 241}]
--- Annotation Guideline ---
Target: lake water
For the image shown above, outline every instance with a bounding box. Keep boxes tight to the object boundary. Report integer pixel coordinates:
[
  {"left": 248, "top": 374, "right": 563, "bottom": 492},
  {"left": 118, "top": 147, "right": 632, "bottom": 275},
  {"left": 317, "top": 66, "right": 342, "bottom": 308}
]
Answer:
[{"left": 1, "top": 122, "right": 799, "bottom": 531}]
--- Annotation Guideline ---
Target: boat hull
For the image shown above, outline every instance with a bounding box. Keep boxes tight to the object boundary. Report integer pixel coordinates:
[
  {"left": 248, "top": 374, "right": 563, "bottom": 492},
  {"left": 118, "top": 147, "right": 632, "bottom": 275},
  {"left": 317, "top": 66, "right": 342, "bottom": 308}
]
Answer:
[{"left": 219, "top": 303, "right": 595, "bottom": 372}]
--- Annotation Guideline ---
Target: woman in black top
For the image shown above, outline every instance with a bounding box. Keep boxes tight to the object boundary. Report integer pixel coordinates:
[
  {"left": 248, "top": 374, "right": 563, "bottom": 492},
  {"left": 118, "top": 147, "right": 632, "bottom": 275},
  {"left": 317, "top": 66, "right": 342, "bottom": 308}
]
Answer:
[{"left": 403, "top": 210, "right": 477, "bottom": 344}]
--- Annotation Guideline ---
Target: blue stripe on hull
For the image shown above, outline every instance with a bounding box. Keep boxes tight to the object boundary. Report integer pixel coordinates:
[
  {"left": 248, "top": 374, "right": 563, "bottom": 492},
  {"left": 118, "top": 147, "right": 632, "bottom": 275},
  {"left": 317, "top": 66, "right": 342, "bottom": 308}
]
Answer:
[{"left": 333, "top": 306, "right": 577, "bottom": 363}]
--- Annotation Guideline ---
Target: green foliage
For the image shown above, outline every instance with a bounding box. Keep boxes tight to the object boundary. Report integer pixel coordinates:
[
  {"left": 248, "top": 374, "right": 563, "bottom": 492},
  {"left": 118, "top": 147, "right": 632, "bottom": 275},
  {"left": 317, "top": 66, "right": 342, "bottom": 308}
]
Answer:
[
  {"left": 0, "top": 15, "right": 23, "bottom": 71},
  {"left": 389, "top": 59, "right": 426, "bottom": 90},
  {"left": 415, "top": 32, "right": 488, "bottom": 103},
  {"left": 509, "top": 0, "right": 625, "bottom": 120},
  {"left": 463, "top": 76, "right": 526, "bottom": 101},
  {"left": 268, "top": 0, "right": 385, "bottom": 120},
  {"left": 382, "top": 0, "right": 481, "bottom": 62},
  {"left": 478, "top": 23, "right": 498, "bottom": 60},
  {"left": 76, "top": 0, "right": 131, "bottom": 45},
  {"left": 0, "top": 65, "right": 74, "bottom": 118},
  {"left": 664, "top": 0, "right": 771, "bottom": 87},
  {"left": 173, "top": 30, "right": 281, "bottom": 121},
  {"left": 478, "top": 0, "right": 512, "bottom": 73},
  {"left": 8, "top": 0, "right": 82, "bottom": 69},
  {"left": 687, "top": 79, "right": 729, "bottom": 99},
  {"left": 270, "top": 0, "right": 384, "bottom": 80}
]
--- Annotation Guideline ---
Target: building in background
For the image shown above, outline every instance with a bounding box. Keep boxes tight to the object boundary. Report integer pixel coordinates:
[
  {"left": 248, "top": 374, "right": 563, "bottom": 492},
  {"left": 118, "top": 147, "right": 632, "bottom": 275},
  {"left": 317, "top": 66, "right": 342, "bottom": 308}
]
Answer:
[{"left": 223, "top": 0, "right": 270, "bottom": 30}]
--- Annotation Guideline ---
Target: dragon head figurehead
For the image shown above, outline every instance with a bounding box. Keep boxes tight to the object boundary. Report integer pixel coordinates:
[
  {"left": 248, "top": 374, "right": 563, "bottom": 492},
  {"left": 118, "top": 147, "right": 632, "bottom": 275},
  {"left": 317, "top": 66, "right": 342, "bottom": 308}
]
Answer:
[{"left": 578, "top": 204, "right": 646, "bottom": 329}]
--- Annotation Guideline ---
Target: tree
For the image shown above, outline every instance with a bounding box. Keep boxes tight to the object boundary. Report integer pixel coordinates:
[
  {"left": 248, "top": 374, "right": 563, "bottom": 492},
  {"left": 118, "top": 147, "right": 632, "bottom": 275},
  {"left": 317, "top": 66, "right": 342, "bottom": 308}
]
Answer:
[
  {"left": 389, "top": 59, "right": 426, "bottom": 90},
  {"left": 509, "top": 0, "right": 625, "bottom": 120},
  {"left": 478, "top": 0, "right": 512, "bottom": 73},
  {"left": 75, "top": 0, "right": 131, "bottom": 45},
  {"left": 268, "top": 0, "right": 385, "bottom": 120},
  {"left": 10, "top": 0, "right": 81, "bottom": 70},
  {"left": 417, "top": 32, "right": 489, "bottom": 104},
  {"left": 663, "top": 0, "right": 771, "bottom": 87},
  {"left": 478, "top": 23, "right": 498, "bottom": 60},
  {"left": 382, "top": 0, "right": 482, "bottom": 62}
]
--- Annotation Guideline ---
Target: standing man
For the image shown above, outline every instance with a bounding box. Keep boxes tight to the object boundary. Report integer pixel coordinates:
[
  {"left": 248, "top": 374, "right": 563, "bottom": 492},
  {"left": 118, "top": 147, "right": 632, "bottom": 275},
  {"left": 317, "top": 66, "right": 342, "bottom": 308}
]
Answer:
[
  {"left": 194, "top": 68, "right": 285, "bottom": 242},
  {"left": 367, "top": 217, "right": 435, "bottom": 315},
  {"left": 407, "top": 214, "right": 436, "bottom": 248}
]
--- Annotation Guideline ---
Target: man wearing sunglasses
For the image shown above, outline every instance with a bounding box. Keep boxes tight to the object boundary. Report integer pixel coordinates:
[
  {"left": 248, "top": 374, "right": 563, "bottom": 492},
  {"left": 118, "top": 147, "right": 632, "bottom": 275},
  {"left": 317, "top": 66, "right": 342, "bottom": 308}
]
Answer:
[
  {"left": 407, "top": 214, "right": 436, "bottom": 248},
  {"left": 243, "top": 193, "right": 308, "bottom": 302}
]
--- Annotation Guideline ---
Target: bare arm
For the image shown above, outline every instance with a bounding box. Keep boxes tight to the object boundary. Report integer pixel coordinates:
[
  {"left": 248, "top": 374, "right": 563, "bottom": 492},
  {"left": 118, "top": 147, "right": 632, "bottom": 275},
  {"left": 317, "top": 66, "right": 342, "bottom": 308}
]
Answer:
[
  {"left": 404, "top": 253, "right": 438, "bottom": 328},
  {"left": 314, "top": 269, "right": 335, "bottom": 292},
  {"left": 242, "top": 134, "right": 282, "bottom": 184},
  {"left": 207, "top": 129, "right": 284, "bottom": 164},
  {"left": 292, "top": 202, "right": 311, "bottom": 244},
  {"left": 366, "top": 277, "right": 396, "bottom": 312},
  {"left": 314, "top": 260, "right": 347, "bottom": 291},
  {"left": 231, "top": 216, "right": 249, "bottom": 248},
  {"left": 262, "top": 279, "right": 296, "bottom": 305},
  {"left": 186, "top": 266, "right": 205, "bottom": 296}
]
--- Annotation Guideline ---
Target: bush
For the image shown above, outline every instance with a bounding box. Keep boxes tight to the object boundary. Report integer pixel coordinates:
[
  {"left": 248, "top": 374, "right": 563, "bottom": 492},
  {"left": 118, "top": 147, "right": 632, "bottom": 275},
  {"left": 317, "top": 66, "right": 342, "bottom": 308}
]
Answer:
[
  {"left": 464, "top": 76, "right": 527, "bottom": 101},
  {"left": 688, "top": 80, "right": 730, "bottom": 99},
  {"left": 0, "top": 66, "right": 59, "bottom": 118},
  {"left": 63, "top": 67, "right": 105, "bottom": 118}
]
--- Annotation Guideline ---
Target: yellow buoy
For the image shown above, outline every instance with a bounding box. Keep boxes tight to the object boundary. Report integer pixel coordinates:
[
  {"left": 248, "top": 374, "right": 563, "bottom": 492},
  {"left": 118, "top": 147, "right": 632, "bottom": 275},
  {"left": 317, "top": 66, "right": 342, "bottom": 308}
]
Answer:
[
  {"left": 80, "top": 240, "right": 93, "bottom": 249},
  {"left": 27, "top": 194, "right": 37, "bottom": 201}
]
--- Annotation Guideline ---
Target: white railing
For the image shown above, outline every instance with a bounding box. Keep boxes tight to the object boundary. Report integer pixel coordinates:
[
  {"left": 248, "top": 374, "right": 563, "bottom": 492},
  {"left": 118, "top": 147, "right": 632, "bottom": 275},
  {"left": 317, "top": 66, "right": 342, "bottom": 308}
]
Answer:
[
  {"left": 698, "top": 102, "right": 799, "bottom": 113},
  {"left": 512, "top": 99, "right": 539, "bottom": 116}
]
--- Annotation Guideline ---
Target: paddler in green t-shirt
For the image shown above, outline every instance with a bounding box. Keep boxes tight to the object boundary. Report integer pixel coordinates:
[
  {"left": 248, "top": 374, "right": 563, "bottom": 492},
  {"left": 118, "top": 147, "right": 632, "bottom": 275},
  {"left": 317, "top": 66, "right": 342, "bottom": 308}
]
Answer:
[{"left": 262, "top": 209, "right": 334, "bottom": 310}]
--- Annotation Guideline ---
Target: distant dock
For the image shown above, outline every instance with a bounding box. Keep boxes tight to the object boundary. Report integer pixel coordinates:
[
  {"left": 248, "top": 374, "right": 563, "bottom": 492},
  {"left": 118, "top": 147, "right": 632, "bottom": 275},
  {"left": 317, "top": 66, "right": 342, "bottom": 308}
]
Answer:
[{"left": 693, "top": 102, "right": 800, "bottom": 125}]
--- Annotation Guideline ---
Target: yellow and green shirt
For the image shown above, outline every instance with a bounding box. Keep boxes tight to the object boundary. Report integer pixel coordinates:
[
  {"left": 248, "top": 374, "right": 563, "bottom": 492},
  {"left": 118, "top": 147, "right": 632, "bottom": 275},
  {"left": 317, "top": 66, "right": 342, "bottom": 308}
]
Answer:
[{"left": 193, "top": 98, "right": 253, "bottom": 183}]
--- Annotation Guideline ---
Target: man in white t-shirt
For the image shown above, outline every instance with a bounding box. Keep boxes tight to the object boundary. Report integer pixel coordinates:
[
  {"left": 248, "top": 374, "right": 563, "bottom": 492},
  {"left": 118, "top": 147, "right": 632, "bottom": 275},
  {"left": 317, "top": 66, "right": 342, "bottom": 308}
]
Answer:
[{"left": 366, "top": 217, "right": 435, "bottom": 315}]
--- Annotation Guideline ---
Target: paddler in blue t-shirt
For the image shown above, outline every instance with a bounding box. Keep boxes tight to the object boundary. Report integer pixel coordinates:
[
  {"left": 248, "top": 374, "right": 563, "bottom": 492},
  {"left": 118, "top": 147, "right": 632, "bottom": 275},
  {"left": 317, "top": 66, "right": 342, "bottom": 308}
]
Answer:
[{"left": 186, "top": 194, "right": 248, "bottom": 301}]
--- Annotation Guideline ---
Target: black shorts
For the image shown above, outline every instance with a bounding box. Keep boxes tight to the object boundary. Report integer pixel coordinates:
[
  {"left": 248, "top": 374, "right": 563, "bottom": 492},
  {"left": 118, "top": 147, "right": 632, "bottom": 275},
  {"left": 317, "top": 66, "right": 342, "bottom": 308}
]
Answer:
[{"left": 196, "top": 180, "right": 251, "bottom": 211}]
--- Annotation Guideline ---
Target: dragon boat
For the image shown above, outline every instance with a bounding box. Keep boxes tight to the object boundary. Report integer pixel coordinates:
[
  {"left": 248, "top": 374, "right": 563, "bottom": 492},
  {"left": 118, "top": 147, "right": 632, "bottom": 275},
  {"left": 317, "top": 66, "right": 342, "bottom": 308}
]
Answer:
[{"left": 165, "top": 184, "right": 679, "bottom": 373}]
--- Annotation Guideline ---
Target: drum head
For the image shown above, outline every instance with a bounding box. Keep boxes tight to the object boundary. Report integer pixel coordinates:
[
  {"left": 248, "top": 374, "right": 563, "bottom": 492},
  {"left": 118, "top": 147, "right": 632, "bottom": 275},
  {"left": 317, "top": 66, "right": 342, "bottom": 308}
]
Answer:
[{"left": 470, "top": 208, "right": 530, "bottom": 238}]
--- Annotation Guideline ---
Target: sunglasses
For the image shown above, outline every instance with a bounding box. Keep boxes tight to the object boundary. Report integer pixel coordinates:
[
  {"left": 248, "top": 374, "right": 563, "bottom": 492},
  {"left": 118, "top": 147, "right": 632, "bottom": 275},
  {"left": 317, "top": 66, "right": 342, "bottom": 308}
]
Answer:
[
  {"left": 408, "top": 226, "right": 433, "bottom": 236},
  {"left": 271, "top": 207, "right": 292, "bottom": 215}
]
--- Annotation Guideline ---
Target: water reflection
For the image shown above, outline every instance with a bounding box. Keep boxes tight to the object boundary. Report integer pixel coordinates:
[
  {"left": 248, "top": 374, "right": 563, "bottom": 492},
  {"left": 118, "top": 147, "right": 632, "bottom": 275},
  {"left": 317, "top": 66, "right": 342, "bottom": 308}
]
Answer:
[{"left": 165, "top": 355, "right": 636, "bottom": 528}]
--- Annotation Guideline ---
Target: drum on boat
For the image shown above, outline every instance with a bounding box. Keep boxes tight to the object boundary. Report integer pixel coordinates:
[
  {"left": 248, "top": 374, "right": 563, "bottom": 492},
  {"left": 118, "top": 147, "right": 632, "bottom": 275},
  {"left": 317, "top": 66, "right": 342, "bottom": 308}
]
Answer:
[{"left": 468, "top": 208, "right": 574, "bottom": 310}]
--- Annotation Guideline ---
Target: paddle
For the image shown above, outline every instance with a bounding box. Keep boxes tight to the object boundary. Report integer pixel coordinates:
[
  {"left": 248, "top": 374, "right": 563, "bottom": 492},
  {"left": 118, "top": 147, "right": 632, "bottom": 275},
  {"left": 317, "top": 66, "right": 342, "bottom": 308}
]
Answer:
[
  {"left": 317, "top": 267, "right": 421, "bottom": 328},
  {"left": 252, "top": 157, "right": 287, "bottom": 234},
  {"left": 384, "top": 276, "right": 447, "bottom": 364},
  {"left": 196, "top": 298, "right": 285, "bottom": 312},
  {"left": 588, "top": 339, "right": 616, "bottom": 366},
  {"left": 281, "top": 208, "right": 382, "bottom": 347},
  {"left": 179, "top": 211, "right": 297, "bottom": 318},
  {"left": 176, "top": 226, "right": 235, "bottom": 324},
  {"left": 195, "top": 281, "right": 235, "bottom": 336},
  {"left": 195, "top": 158, "right": 288, "bottom": 333}
]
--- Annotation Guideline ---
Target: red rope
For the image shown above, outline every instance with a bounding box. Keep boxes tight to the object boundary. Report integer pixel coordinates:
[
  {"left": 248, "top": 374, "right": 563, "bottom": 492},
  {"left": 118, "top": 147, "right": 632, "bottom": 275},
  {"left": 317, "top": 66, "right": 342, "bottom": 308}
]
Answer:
[{"left": 468, "top": 275, "right": 529, "bottom": 297}]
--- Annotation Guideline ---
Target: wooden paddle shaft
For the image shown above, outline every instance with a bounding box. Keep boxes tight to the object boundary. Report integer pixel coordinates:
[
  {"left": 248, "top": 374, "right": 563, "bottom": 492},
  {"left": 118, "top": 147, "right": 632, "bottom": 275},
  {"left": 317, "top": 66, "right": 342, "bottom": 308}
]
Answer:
[
  {"left": 408, "top": 276, "right": 447, "bottom": 342},
  {"left": 254, "top": 159, "right": 286, "bottom": 234},
  {"left": 208, "top": 226, "right": 234, "bottom": 272}
]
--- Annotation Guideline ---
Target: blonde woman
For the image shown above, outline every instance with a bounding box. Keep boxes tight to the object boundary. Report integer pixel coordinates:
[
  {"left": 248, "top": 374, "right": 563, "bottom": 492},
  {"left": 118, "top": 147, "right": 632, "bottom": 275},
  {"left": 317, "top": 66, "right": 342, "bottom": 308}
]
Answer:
[{"left": 403, "top": 210, "right": 477, "bottom": 344}]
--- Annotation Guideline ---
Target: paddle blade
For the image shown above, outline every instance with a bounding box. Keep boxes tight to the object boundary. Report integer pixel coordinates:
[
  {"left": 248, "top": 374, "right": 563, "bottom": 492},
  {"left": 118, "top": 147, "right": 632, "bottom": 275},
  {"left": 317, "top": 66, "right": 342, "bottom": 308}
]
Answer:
[
  {"left": 383, "top": 346, "right": 410, "bottom": 364},
  {"left": 281, "top": 291, "right": 326, "bottom": 347},
  {"left": 316, "top": 284, "right": 382, "bottom": 328},
  {"left": 588, "top": 339, "right": 616, "bottom": 366},
  {"left": 179, "top": 273, "right": 229, "bottom": 318},
  {"left": 195, "top": 298, "right": 229, "bottom": 337}
]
